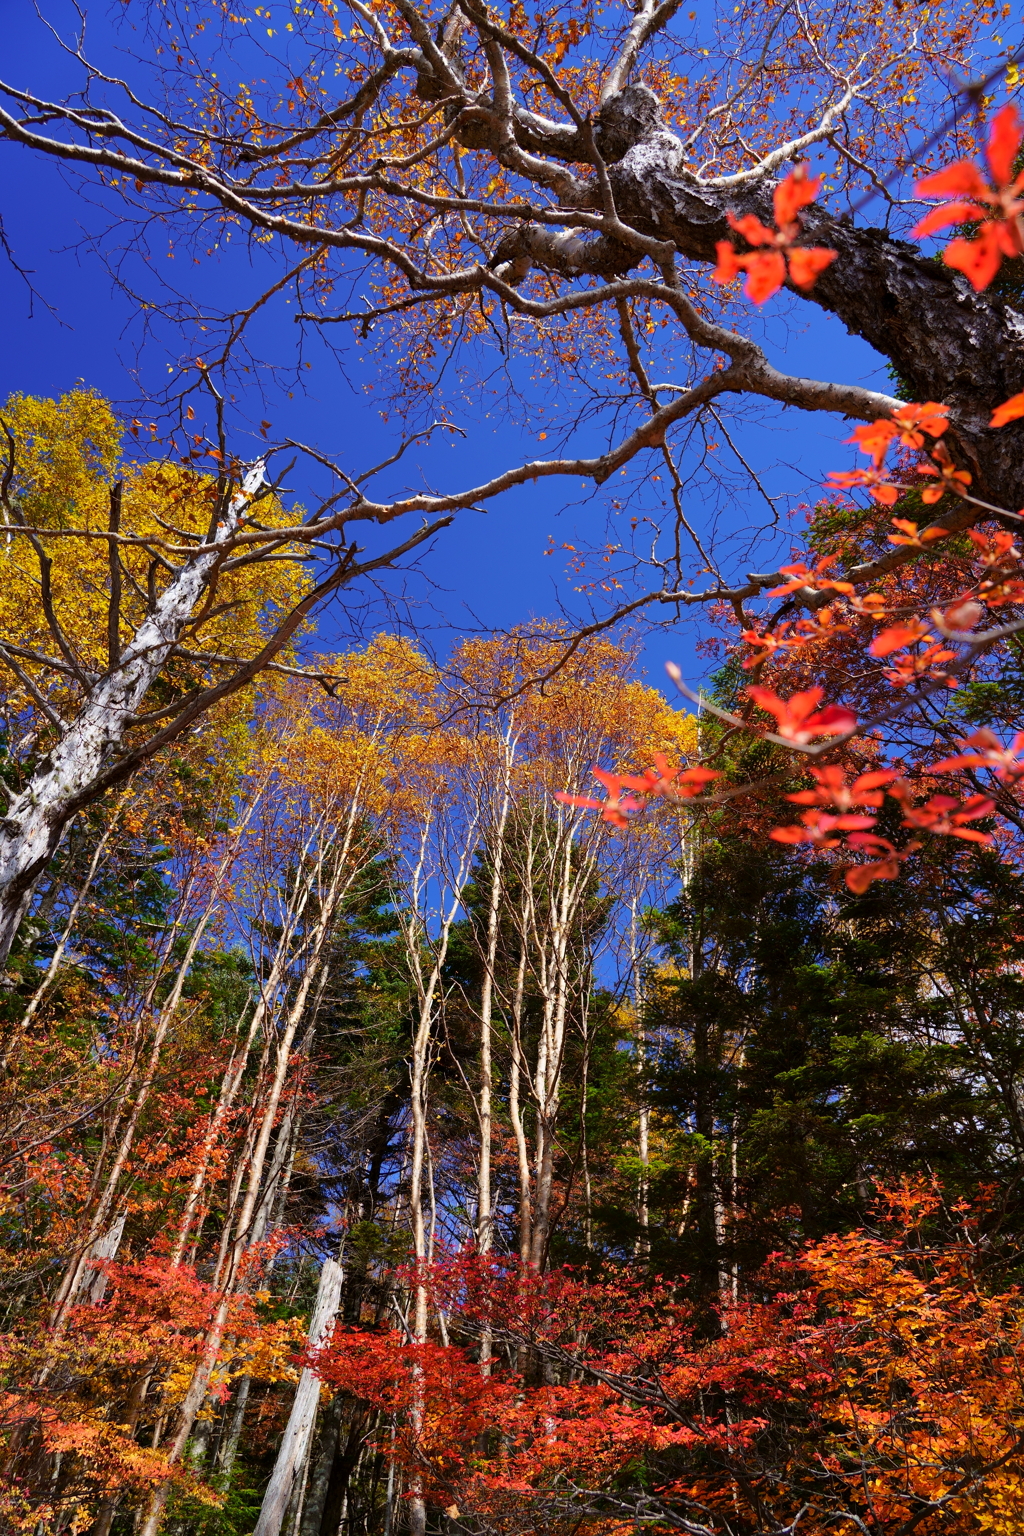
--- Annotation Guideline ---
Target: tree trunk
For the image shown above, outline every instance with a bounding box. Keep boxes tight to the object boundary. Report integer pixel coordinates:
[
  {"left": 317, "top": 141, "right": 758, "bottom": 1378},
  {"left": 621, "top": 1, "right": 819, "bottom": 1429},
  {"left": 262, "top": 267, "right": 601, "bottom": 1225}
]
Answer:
[
  {"left": 399, "top": 804, "right": 480, "bottom": 1536},
  {"left": 0, "top": 466, "right": 264, "bottom": 967},
  {"left": 216, "top": 1374, "right": 252, "bottom": 1487},
  {"left": 254, "top": 1259, "right": 345, "bottom": 1536},
  {"left": 318, "top": 1412, "right": 371, "bottom": 1536},
  {"left": 137, "top": 808, "right": 358, "bottom": 1536},
  {"left": 506, "top": 944, "right": 532, "bottom": 1267},
  {"left": 631, "top": 905, "right": 650, "bottom": 1261},
  {"left": 76, "top": 1213, "right": 126, "bottom": 1306},
  {"left": 476, "top": 787, "right": 510, "bottom": 1259},
  {"left": 297, "top": 1394, "right": 344, "bottom": 1536}
]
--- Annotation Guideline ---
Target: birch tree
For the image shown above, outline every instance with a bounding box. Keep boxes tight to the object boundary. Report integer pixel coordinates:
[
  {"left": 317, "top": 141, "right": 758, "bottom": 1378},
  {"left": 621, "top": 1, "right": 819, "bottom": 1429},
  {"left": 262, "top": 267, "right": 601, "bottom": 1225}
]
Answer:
[{"left": 0, "top": 392, "right": 451, "bottom": 966}]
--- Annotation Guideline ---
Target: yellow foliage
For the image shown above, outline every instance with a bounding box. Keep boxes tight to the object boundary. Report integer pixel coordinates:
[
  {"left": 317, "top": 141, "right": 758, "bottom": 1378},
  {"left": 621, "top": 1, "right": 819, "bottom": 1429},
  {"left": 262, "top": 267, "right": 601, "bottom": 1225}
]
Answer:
[{"left": 0, "top": 389, "right": 310, "bottom": 734}]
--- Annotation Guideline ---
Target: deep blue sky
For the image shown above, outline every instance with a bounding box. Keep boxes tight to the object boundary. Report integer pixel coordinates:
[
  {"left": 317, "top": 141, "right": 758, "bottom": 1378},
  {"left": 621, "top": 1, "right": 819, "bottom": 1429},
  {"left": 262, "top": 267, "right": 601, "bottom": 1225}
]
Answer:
[{"left": 0, "top": 1, "right": 893, "bottom": 693}]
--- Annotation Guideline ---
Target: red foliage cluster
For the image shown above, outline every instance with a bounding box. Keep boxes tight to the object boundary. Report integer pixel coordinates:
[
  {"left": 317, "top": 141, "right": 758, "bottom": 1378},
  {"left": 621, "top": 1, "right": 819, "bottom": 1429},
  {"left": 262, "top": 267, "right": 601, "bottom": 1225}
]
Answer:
[
  {"left": 913, "top": 104, "right": 1024, "bottom": 289},
  {"left": 711, "top": 164, "right": 838, "bottom": 302},
  {"left": 309, "top": 1188, "right": 1024, "bottom": 1536},
  {"left": 564, "top": 98, "right": 1024, "bottom": 896}
]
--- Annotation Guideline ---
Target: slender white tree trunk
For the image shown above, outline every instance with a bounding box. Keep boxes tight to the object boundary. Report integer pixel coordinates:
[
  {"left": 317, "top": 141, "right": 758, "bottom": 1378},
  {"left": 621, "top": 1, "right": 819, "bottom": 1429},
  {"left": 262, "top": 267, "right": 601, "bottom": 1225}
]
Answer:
[
  {"left": 631, "top": 901, "right": 651, "bottom": 1260},
  {"left": 476, "top": 790, "right": 510, "bottom": 1257},
  {"left": 0, "top": 465, "right": 264, "bottom": 965},
  {"left": 474, "top": 782, "right": 510, "bottom": 1382},
  {"left": 138, "top": 806, "right": 359, "bottom": 1536},
  {"left": 508, "top": 947, "right": 533, "bottom": 1266},
  {"left": 529, "top": 832, "right": 578, "bottom": 1270},
  {"left": 637, "top": 1081, "right": 651, "bottom": 1254},
  {"left": 398, "top": 799, "right": 480, "bottom": 1536},
  {"left": 580, "top": 1018, "right": 593, "bottom": 1254},
  {"left": 253, "top": 1259, "right": 344, "bottom": 1536},
  {"left": 510, "top": 798, "right": 601, "bottom": 1273}
]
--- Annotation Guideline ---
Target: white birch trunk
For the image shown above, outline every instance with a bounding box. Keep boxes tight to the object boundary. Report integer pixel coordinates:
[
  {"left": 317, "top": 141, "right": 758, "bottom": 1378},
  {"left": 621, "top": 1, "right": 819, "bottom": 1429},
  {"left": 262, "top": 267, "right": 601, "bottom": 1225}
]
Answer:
[
  {"left": 476, "top": 786, "right": 511, "bottom": 1257},
  {"left": 508, "top": 946, "right": 533, "bottom": 1265},
  {"left": 138, "top": 801, "right": 367, "bottom": 1536},
  {"left": 529, "top": 825, "right": 587, "bottom": 1269},
  {"left": 398, "top": 799, "right": 480, "bottom": 1536},
  {"left": 76, "top": 1213, "right": 127, "bottom": 1305},
  {"left": 0, "top": 465, "right": 264, "bottom": 965},
  {"left": 253, "top": 1258, "right": 344, "bottom": 1536},
  {"left": 474, "top": 773, "right": 511, "bottom": 1380}
]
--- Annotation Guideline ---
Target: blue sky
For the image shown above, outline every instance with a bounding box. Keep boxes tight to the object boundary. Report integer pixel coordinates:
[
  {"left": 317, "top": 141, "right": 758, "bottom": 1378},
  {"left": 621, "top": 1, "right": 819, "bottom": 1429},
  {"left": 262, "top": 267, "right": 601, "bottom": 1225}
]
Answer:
[{"left": 0, "top": 0, "right": 894, "bottom": 695}]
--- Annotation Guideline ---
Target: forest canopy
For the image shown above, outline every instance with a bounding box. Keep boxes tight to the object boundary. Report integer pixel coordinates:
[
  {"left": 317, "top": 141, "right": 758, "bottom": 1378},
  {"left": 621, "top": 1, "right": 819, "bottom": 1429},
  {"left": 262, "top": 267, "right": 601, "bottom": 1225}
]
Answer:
[{"left": 1, "top": 0, "right": 1024, "bottom": 1533}]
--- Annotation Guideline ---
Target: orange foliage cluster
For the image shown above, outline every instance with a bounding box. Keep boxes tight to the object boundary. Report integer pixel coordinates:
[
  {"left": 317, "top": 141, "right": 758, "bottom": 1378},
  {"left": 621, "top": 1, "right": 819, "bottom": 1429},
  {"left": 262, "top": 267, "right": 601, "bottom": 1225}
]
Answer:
[
  {"left": 311, "top": 1187, "right": 1024, "bottom": 1536},
  {"left": 572, "top": 97, "right": 1024, "bottom": 895},
  {"left": 0, "top": 1258, "right": 303, "bottom": 1530},
  {"left": 711, "top": 165, "right": 838, "bottom": 302}
]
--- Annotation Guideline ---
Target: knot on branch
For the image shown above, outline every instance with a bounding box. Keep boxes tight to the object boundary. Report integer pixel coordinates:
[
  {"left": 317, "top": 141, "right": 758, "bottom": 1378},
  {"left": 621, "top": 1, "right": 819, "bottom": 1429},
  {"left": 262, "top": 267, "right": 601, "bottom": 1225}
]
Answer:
[
  {"left": 454, "top": 104, "right": 498, "bottom": 150},
  {"left": 414, "top": 3, "right": 468, "bottom": 100},
  {"left": 594, "top": 84, "right": 664, "bottom": 164},
  {"left": 488, "top": 226, "right": 535, "bottom": 286}
]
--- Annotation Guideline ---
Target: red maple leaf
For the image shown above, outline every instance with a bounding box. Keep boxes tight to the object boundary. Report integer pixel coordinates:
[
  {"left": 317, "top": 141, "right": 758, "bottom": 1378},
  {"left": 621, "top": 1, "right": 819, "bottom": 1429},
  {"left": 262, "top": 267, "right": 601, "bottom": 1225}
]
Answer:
[{"left": 913, "top": 103, "right": 1024, "bottom": 290}]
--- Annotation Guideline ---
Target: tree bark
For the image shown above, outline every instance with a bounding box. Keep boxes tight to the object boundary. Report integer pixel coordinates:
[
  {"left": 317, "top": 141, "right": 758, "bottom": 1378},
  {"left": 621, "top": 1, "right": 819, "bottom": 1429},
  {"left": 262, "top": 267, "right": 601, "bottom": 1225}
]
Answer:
[
  {"left": 253, "top": 1258, "right": 345, "bottom": 1536},
  {"left": 476, "top": 786, "right": 511, "bottom": 1257},
  {"left": 497, "top": 82, "right": 1024, "bottom": 509},
  {"left": 0, "top": 466, "right": 265, "bottom": 967},
  {"left": 297, "top": 1394, "right": 344, "bottom": 1536}
]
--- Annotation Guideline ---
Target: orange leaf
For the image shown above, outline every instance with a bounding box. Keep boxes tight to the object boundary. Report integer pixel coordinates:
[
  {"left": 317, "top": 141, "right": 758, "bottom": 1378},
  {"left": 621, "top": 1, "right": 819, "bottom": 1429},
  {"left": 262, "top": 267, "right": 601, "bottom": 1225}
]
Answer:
[
  {"left": 869, "top": 622, "right": 932, "bottom": 657},
  {"left": 591, "top": 767, "right": 624, "bottom": 797},
  {"left": 845, "top": 858, "right": 901, "bottom": 893},
  {"left": 554, "top": 792, "right": 604, "bottom": 810},
  {"left": 786, "top": 246, "right": 836, "bottom": 289},
  {"left": 773, "top": 165, "right": 821, "bottom": 227},
  {"left": 746, "top": 685, "right": 857, "bottom": 743},
  {"left": 911, "top": 201, "right": 983, "bottom": 238},
  {"left": 770, "top": 824, "right": 817, "bottom": 844},
  {"left": 848, "top": 419, "right": 898, "bottom": 464},
  {"left": 915, "top": 161, "right": 991, "bottom": 202},
  {"left": 986, "top": 102, "right": 1023, "bottom": 190},
  {"left": 787, "top": 766, "right": 895, "bottom": 810},
  {"left": 675, "top": 766, "right": 723, "bottom": 794},
  {"left": 711, "top": 241, "right": 743, "bottom": 284},
  {"left": 893, "top": 401, "right": 949, "bottom": 438},
  {"left": 931, "top": 728, "right": 1024, "bottom": 779},
  {"left": 743, "top": 250, "right": 788, "bottom": 303},
  {"left": 991, "top": 392, "right": 1024, "bottom": 428},
  {"left": 939, "top": 598, "right": 984, "bottom": 631},
  {"left": 727, "top": 210, "right": 777, "bottom": 247},
  {"left": 943, "top": 226, "right": 1007, "bottom": 291}
]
